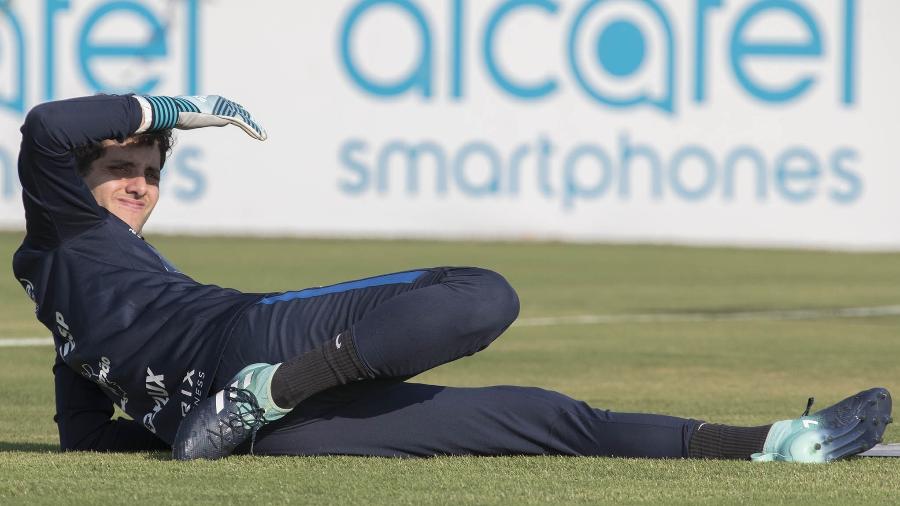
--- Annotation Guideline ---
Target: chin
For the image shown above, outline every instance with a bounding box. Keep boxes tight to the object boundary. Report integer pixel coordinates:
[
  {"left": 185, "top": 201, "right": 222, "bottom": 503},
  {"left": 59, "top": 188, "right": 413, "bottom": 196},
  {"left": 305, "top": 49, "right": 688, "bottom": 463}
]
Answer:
[{"left": 112, "top": 213, "right": 143, "bottom": 233}]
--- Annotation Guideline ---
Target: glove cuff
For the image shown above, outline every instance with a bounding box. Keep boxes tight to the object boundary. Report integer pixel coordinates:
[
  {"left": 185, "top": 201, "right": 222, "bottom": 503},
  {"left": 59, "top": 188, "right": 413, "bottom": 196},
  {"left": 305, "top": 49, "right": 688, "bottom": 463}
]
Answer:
[
  {"left": 133, "top": 95, "right": 153, "bottom": 134},
  {"left": 140, "top": 96, "right": 201, "bottom": 131}
]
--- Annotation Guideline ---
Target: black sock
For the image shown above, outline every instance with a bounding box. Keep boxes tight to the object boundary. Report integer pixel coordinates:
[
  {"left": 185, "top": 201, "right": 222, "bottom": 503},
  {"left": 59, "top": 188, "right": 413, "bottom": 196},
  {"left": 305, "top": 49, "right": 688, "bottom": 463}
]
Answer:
[
  {"left": 270, "top": 329, "right": 374, "bottom": 409},
  {"left": 688, "top": 423, "right": 772, "bottom": 460}
]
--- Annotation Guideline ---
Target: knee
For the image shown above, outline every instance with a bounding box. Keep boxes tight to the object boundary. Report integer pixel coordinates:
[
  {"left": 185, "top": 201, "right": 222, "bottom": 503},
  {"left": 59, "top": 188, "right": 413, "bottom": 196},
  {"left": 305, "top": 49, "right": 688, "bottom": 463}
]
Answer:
[{"left": 457, "top": 267, "right": 520, "bottom": 333}]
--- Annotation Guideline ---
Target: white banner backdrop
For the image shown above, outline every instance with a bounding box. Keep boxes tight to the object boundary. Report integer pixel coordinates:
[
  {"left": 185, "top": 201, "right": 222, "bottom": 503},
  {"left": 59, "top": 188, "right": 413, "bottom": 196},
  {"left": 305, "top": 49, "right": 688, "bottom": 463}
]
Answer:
[{"left": 1, "top": 0, "right": 898, "bottom": 249}]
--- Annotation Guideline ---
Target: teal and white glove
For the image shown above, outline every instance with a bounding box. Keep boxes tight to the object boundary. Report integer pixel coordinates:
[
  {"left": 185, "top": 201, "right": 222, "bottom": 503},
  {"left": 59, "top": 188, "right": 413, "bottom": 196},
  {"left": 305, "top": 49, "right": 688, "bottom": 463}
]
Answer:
[{"left": 134, "top": 95, "right": 267, "bottom": 140}]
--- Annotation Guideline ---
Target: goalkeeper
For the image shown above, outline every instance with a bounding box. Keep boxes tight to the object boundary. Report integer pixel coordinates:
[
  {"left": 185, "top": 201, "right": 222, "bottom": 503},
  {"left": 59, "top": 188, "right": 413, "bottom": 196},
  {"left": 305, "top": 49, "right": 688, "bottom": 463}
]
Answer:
[{"left": 12, "top": 94, "right": 892, "bottom": 462}]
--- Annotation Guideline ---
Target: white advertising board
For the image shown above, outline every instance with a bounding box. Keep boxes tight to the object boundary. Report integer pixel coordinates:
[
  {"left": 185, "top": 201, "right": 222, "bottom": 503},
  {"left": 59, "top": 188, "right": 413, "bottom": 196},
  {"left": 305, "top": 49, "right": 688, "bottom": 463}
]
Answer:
[{"left": 1, "top": 0, "right": 898, "bottom": 249}]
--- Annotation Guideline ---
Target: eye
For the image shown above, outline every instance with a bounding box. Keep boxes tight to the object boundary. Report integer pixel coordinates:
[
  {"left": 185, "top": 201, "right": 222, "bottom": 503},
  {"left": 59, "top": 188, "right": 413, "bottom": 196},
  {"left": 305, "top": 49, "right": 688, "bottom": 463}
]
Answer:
[{"left": 145, "top": 170, "right": 161, "bottom": 182}]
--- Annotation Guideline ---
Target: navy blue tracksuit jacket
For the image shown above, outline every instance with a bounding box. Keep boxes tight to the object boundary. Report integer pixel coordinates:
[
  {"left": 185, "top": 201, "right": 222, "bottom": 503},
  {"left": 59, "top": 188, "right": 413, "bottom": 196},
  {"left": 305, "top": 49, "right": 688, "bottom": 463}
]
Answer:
[{"left": 12, "top": 95, "right": 260, "bottom": 449}]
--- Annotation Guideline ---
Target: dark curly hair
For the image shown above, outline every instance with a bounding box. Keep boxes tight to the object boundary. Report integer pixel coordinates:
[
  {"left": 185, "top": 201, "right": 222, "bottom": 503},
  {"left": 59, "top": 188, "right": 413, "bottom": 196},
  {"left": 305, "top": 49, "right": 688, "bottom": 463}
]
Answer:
[{"left": 73, "top": 129, "right": 175, "bottom": 177}]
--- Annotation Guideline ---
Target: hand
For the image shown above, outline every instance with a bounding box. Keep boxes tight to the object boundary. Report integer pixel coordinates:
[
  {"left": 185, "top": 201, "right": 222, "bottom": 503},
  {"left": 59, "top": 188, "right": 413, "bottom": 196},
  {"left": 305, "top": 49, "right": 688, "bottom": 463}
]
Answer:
[{"left": 139, "top": 95, "right": 267, "bottom": 141}]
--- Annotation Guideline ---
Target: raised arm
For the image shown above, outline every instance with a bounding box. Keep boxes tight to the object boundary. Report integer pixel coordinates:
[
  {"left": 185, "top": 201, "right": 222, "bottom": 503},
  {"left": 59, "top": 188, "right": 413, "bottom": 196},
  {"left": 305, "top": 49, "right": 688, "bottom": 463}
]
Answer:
[
  {"left": 18, "top": 93, "right": 266, "bottom": 246},
  {"left": 18, "top": 94, "right": 144, "bottom": 246}
]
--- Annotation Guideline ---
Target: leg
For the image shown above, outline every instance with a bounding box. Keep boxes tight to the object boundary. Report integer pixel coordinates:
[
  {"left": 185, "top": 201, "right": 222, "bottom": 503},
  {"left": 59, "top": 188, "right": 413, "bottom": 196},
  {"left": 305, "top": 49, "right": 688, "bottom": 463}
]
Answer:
[
  {"left": 173, "top": 267, "right": 521, "bottom": 459},
  {"left": 214, "top": 266, "right": 520, "bottom": 390},
  {"left": 247, "top": 381, "right": 699, "bottom": 458},
  {"left": 351, "top": 266, "right": 519, "bottom": 377}
]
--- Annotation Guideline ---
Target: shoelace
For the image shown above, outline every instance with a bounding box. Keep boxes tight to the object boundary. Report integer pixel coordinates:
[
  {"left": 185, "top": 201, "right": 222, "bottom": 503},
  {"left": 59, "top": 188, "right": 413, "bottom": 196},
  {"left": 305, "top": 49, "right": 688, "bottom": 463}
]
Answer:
[
  {"left": 802, "top": 397, "right": 815, "bottom": 417},
  {"left": 223, "top": 386, "right": 267, "bottom": 455}
]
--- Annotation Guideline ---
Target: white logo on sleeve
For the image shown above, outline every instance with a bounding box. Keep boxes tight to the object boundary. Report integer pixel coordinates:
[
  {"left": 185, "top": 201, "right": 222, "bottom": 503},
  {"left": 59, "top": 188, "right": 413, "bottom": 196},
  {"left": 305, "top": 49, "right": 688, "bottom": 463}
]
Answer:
[
  {"left": 55, "top": 312, "right": 75, "bottom": 358},
  {"left": 142, "top": 367, "right": 169, "bottom": 434},
  {"left": 179, "top": 369, "right": 206, "bottom": 417},
  {"left": 19, "top": 279, "right": 35, "bottom": 302},
  {"left": 81, "top": 357, "right": 129, "bottom": 411}
]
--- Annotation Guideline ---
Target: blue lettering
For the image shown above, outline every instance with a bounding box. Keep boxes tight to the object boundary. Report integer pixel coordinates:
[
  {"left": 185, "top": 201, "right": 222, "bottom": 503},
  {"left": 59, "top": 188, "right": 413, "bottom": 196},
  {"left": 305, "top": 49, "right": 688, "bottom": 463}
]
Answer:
[
  {"left": 451, "top": 0, "right": 464, "bottom": 99},
  {"left": 829, "top": 148, "right": 861, "bottom": 204},
  {"left": 567, "top": 0, "right": 675, "bottom": 113},
  {"left": 338, "top": 139, "right": 370, "bottom": 194},
  {"left": 775, "top": 148, "right": 820, "bottom": 202},
  {"left": 537, "top": 136, "right": 555, "bottom": 197},
  {"left": 619, "top": 133, "right": 663, "bottom": 199},
  {"left": 722, "top": 146, "right": 767, "bottom": 201},
  {"left": 186, "top": 0, "right": 200, "bottom": 94},
  {"left": 170, "top": 146, "right": 205, "bottom": 202},
  {"left": 453, "top": 142, "right": 501, "bottom": 196},
  {"left": 335, "top": 137, "right": 867, "bottom": 210},
  {"left": 44, "top": 0, "right": 70, "bottom": 101},
  {"left": 0, "top": 2, "right": 25, "bottom": 113},
  {"left": 562, "top": 144, "right": 612, "bottom": 209},
  {"left": 483, "top": 0, "right": 558, "bottom": 99},
  {"left": 669, "top": 146, "right": 716, "bottom": 201},
  {"left": 730, "top": 0, "right": 823, "bottom": 103},
  {"left": 693, "top": 0, "right": 723, "bottom": 103},
  {"left": 506, "top": 144, "right": 530, "bottom": 195},
  {"left": 842, "top": 0, "right": 856, "bottom": 105},
  {"left": 376, "top": 140, "right": 447, "bottom": 195},
  {"left": 78, "top": 1, "right": 168, "bottom": 94},
  {"left": 340, "top": 0, "right": 432, "bottom": 98}
]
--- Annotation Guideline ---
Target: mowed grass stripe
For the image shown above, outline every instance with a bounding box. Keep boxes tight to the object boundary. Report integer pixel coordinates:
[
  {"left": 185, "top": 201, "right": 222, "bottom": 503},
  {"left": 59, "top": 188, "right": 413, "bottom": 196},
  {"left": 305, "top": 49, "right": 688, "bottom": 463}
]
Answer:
[{"left": 4, "top": 303, "right": 900, "bottom": 346}]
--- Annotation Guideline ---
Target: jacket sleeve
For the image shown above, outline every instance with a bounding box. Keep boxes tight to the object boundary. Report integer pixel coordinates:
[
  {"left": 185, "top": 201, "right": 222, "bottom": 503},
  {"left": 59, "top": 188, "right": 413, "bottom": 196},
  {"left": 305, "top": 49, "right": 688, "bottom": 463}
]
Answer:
[
  {"left": 18, "top": 95, "right": 145, "bottom": 247},
  {"left": 54, "top": 356, "right": 169, "bottom": 452}
]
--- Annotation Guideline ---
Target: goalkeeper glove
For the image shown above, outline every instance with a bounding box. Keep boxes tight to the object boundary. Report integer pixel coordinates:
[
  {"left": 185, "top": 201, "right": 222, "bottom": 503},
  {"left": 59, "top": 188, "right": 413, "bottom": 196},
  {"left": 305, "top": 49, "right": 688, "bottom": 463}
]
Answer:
[{"left": 134, "top": 95, "right": 267, "bottom": 141}]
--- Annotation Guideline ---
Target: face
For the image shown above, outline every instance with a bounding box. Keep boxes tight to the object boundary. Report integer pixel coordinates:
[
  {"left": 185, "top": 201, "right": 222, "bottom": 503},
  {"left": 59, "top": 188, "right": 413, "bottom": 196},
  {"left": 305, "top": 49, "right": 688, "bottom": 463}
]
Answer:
[{"left": 82, "top": 139, "right": 161, "bottom": 235}]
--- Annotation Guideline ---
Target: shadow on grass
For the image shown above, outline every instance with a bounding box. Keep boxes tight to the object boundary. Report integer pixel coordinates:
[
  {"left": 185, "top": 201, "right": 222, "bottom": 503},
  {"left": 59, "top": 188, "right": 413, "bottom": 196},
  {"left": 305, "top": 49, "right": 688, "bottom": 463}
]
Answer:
[
  {"left": 141, "top": 451, "right": 172, "bottom": 461},
  {"left": 0, "top": 441, "right": 58, "bottom": 453},
  {"left": 0, "top": 442, "right": 174, "bottom": 459}
]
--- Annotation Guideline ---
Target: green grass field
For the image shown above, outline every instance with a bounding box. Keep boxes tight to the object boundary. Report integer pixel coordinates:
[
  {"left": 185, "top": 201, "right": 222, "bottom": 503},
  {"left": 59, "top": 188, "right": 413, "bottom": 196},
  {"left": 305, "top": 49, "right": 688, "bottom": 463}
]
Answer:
[{"left": 1, "top": 231, "right": 899, "bottom": 505}]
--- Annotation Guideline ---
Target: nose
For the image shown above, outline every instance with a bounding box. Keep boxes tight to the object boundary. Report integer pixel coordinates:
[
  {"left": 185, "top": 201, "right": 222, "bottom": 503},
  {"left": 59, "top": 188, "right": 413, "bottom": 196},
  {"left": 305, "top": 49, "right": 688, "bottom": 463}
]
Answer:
[{"left": 124, "top": 176, "right": 148, "bottom": 197}]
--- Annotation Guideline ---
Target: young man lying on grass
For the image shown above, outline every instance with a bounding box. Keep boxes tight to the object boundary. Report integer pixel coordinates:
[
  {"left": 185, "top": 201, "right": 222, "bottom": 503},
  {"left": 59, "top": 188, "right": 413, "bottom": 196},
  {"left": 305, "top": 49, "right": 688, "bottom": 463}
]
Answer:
[{"left": 13, "top": 94, "right": 892, "bottom": 461}]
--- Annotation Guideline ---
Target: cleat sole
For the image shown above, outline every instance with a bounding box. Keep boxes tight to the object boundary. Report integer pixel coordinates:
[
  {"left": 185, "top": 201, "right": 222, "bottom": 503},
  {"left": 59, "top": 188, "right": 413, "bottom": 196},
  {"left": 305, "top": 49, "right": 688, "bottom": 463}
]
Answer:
[{"left": 815, "top": 388, "right": 892, "bottom": 462}]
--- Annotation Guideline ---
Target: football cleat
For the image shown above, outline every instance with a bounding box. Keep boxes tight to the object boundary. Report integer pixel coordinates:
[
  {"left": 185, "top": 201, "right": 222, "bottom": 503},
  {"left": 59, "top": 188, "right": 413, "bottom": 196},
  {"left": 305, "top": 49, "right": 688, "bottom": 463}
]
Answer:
[
  {"left": 752, "top": 387, "right": 892, "bottom": 463},
  {"left": 172, "top": 387, "right": 266, "bottom": 461},
  {"left": 228, "top": 363, "right": 292, "bottom": 423}
]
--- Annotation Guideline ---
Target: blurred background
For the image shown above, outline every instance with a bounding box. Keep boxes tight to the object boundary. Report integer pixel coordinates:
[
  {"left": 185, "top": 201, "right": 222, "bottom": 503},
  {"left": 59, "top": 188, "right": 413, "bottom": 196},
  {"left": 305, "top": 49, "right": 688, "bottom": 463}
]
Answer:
[{"left": 1, "top": 0, "right": 897, "bottom": 248}]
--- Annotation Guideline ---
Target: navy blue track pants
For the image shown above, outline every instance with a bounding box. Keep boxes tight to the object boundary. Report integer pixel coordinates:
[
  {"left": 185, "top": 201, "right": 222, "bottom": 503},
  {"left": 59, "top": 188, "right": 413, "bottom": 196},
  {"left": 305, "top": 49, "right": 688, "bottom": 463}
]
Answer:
[{"left": 215, "top": 267, "right": 699, "bottom": 457}]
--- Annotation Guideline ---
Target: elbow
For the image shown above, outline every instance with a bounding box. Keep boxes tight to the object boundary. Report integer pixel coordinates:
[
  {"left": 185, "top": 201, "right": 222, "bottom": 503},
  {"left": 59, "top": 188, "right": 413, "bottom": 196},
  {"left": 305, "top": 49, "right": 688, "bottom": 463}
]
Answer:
[
  {"left": 21, "top": 104, "right": 55, "bottom": 145},
  {"left": 22, "top": 103, "right": 52, "bottom": 133},
  {"left": 21, "top": 103, "right": 69, "bottom": 152}
]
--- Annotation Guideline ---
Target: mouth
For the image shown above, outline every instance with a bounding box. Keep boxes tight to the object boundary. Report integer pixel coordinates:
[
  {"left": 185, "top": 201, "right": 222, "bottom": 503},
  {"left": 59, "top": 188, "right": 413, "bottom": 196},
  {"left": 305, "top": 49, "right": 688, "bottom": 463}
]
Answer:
[{"left": 115, "top": 198, "right": 146, "bottom": 211}]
